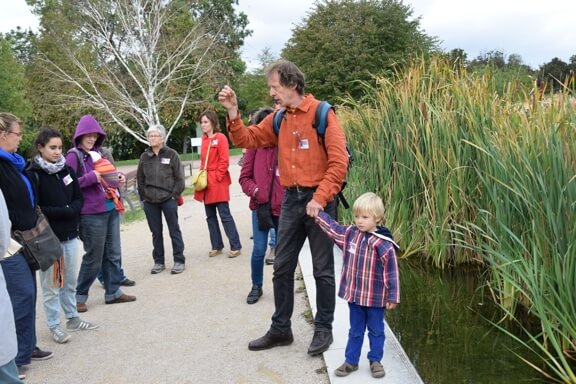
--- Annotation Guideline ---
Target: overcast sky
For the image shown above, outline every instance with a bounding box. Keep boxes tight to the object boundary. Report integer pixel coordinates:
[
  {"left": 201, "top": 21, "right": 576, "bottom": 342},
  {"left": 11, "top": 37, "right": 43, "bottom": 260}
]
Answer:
[{"left": 1, "top": 0, "right": 574, "bottom": 71}]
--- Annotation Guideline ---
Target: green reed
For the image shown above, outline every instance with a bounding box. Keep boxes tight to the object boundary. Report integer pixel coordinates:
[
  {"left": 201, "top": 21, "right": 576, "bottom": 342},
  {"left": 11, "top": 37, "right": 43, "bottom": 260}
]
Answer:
[{"left": 339, "top": 56, "right": 576, "bottom": 381}]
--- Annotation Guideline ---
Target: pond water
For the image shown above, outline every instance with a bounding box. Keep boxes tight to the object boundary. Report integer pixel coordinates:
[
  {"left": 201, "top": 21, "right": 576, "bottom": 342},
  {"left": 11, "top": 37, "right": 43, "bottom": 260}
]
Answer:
[{"left": 386, "top": 260, "right": 548, "bottom": 383}]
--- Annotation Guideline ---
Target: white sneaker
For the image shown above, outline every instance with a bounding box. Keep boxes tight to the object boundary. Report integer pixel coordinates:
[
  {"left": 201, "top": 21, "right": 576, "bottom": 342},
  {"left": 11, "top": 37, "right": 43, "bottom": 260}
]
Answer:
[{"left": 50, "top": 326, "right": 71, "bottom": 344}]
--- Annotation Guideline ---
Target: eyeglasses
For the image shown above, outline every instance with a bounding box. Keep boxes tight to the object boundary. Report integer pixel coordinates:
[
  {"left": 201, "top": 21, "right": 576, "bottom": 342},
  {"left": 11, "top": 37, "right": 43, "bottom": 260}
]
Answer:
[
  {"left": 148, "top": 134, "right": 162, "bottom": 138},
  {"left": 7, "top": 131, "right": 22, "bottom": 138}
]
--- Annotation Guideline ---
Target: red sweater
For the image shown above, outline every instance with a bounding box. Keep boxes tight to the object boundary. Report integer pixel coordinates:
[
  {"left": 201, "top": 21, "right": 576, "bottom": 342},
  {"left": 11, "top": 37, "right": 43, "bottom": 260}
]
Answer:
[{"left": 238, "top": 147, "right": 284, "bottom": 216}]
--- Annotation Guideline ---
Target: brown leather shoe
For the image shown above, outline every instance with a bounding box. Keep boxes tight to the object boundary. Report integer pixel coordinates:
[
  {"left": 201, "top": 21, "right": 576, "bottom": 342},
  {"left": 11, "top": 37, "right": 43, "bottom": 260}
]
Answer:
[
  {"left": 228, "top": 250, "right": 241, "bottom": 258},
  {"left": 77, "top": 302, "right": 88, "bottom": 313},
  {"left": 105, "top": 294, "right": 136, "bottom": 305},
  {"left": 248, "top": 330, "right": 293, "bottom": 351}
]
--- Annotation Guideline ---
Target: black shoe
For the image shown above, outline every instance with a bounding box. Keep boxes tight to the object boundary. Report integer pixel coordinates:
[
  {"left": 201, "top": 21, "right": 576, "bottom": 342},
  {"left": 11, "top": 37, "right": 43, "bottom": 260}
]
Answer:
[
  {"left": 307, "top": 330, "right": 333, "bottom": 355},
  {"left": 31, "top": 346, "right": 54, "bottom": 361},
  {"left": 17, "top": 366, "right": 26, "bottom": 380},
  {"left": 246, "top": 286, "right": 263, "bottom": 304},
  {"left": 120, "top": 278, "right": 136, "bottom": 287},
  {"left": 248, "top": 331, "right": 293, "bottom": 351}
]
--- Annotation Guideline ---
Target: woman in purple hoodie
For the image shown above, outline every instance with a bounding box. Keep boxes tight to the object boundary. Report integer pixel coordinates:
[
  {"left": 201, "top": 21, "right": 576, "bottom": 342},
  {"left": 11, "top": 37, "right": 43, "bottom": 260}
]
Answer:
[
  {"left": 65, "top": 115, "right": 136, "bottom": 313},
  {"left": 238, "top": 108, "right": 285, "bottom": 304}
]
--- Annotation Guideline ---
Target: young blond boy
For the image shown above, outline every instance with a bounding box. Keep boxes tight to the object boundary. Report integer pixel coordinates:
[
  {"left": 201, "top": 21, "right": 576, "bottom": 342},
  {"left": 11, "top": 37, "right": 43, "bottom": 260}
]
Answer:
[{"left": 313, "top": 192, "right": 400, "bottom": 378}]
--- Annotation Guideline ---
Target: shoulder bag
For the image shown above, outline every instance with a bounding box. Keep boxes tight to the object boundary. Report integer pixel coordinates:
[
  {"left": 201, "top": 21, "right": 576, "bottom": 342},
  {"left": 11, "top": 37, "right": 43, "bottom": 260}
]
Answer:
[
  {"left": 192, "top": 140, "right": 212, "bottom": 192},
  {"left": 256, "top": 154, "right": 277, "bottom": 230},
  {"left": 12, "top": 206, "right": 63, "bottom": 271}
]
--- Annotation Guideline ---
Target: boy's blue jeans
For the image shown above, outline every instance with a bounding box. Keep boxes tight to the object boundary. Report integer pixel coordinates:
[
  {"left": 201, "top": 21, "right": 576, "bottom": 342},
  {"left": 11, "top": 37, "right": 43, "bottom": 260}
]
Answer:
[{"left": 345, "top": 302, "right": 386, "bottom": 365}]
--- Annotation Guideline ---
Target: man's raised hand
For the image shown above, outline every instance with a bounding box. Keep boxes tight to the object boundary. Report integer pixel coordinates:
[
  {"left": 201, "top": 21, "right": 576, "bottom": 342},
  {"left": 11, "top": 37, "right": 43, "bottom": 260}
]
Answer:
[{"left": 218, "top": 85, "right": 239, "bottom": 119}]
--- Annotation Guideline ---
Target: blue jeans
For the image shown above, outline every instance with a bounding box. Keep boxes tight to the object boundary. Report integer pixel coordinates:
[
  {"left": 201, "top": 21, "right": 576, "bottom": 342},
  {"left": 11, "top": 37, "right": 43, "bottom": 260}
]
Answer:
[
  {"left": 39, "top": 238, "right": 80, "bottom": 328},
  {"left": 0, "top": 359, "right": 21, "bottom": 384},
  {"left": 251, "top": 210, "right": 279, "bottom": 288},
  {"left": 271, "top": 188, "right": 336, "bottom": 334},
  {"left": 96, "top": 266, "right": 127, "bottom": 285},
  {"left": 345, "top": 303, "right": 386, "bottom": 365},
  {"left": 76, "top": 210, "right": 124, "bottom": 303},
  {"left": 0, "top": 252, "right": 36, "bottom": 366},
  {"left": 204, "top": 202, "right": 241, "bottom": 251},
  {"left": 143, "top": 199, "right": 185, "bottom": 265}
]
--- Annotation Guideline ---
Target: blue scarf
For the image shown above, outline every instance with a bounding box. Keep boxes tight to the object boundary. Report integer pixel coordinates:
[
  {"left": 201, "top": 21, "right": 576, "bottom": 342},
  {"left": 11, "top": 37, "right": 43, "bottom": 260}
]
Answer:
[{"left": 0, "top": 149, "right": 35, "bottom": 207}]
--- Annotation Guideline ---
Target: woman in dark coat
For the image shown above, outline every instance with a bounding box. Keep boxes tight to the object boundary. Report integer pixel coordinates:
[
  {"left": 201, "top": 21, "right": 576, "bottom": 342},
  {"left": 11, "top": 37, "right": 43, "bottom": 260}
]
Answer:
[
  {"left": 27, "top": 127, "right": 98, "bottom": 344},
  {"left": 0, "top": 113, "right": 52, "bottom": 378}
]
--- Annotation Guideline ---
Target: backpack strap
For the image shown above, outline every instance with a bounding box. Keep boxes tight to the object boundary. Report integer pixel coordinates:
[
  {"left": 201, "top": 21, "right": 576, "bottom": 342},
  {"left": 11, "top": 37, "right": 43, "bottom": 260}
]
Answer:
[
  {"left": 68, "top": 148, "right": 87, "bottom": 176},
  {"left": 313, "top": 101, "right": 333, "bottom": 136},
  {"left": 272, "top": 108, "right": 286, "bottom": 136},
  {"left": 272, "top": 101, "right": 333, "bottom": 137}
]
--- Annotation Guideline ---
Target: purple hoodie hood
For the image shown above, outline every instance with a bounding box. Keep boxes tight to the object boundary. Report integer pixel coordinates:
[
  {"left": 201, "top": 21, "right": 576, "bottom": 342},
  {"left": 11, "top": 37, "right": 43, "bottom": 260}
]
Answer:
[{"left": 73, "top": 115, "right": 106, "bottom": 149}]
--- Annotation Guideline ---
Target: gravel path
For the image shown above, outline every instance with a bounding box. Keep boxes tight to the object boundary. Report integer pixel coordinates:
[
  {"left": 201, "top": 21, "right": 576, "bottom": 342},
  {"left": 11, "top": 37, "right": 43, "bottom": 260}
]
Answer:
[{"left": 25, "top": 157, "right": 329, "bottom": 384}]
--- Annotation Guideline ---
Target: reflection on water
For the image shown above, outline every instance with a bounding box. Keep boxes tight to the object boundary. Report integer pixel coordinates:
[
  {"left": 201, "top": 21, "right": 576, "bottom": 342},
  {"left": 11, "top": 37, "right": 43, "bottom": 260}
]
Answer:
[{"left": 386, "top": 260, "right": 547, "bottom": 384}]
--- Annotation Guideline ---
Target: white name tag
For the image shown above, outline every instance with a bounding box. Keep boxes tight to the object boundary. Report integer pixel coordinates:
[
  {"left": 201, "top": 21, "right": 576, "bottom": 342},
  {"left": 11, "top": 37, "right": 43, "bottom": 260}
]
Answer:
[
  {"left": 299, "top": 138, "right": 309, "bottom": 150},
  {"left": 348, "top": 242, "right": 357, "bottom": 255},
  {"left": 211, "top": 139, "right": 219, "bottom": 146},
  {"left": 161, "top": 158, "right": 171, "bottom": 165},
  {"left": 63, "top": 174, "right": 73, "bottom": 186}
]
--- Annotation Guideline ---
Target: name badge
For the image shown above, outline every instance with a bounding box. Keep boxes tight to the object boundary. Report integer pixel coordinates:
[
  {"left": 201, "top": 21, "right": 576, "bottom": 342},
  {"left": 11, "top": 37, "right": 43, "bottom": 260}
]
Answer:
[
  {"left": 299, "top": 138, "right": 309, "bottom": 150},
  {"left": 211, "top": 139, "right": 219, "bottom": 146},
  {"left": 348, "top": 242, "right": 357, "bottom": 255},
  {"left": 63, "top": 175, "right": 73, "bottom": 186},
  {"left": 161, "top": 158, "right": 171, "bottom": 165},
  {"left": 275, "top": 168, "right": 280, "bottom": 177}
]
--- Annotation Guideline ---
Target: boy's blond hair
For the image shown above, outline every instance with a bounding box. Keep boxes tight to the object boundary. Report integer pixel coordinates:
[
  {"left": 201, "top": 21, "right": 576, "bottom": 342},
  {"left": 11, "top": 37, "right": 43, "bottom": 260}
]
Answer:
[{"left": 352, "top": 192, "right": 385, "bottom": 223}]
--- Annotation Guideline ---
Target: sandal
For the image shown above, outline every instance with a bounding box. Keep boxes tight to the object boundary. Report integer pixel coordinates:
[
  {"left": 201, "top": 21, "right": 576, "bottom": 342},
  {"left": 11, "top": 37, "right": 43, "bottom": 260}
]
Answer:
[
  {"left": 370, "top": 360, "right": 386, "bottom": 378},
  {"left": 334, "top": 362, "right": 358, "bottom": 377}
]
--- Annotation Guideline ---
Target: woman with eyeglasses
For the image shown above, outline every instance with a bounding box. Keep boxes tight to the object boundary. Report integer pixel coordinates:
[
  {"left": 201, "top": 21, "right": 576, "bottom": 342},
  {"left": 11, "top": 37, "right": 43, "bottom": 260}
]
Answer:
[
  {"left": 0, "top": 112, "right": 53, "bottom": 380},
  {"left": 136, "top": 124, "right": 186, "bottom": 275}
]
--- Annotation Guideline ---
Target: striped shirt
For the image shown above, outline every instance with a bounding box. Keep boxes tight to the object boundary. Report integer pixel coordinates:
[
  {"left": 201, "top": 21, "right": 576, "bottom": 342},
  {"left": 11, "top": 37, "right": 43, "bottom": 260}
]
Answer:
[{"left": 316, "top": 211, "right": 400, "bottom": 307}]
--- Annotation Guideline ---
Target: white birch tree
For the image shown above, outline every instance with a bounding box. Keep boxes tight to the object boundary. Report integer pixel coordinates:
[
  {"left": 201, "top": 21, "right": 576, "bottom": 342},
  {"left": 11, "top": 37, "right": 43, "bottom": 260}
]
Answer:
[{"left": 35, "top": 0, "right": 232, "bottom": 143}]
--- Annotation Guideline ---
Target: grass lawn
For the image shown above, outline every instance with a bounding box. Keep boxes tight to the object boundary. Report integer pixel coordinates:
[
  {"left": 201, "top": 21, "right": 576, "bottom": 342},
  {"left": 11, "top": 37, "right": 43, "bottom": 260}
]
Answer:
[{"left": 115, "top": 148, "right": 243, "bottom": 167}]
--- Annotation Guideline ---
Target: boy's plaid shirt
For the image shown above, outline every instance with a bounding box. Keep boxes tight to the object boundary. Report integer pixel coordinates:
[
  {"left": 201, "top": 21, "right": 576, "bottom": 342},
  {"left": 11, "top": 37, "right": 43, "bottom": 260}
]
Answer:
[{"left": 316, "top": 211, "right": 400, "bottom": 307}]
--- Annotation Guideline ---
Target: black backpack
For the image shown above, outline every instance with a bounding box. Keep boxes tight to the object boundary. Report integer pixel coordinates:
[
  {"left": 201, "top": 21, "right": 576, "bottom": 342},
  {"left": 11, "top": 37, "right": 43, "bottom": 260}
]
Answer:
[{"left": 272, "top": 101, "right": 353, "bottom": 208}]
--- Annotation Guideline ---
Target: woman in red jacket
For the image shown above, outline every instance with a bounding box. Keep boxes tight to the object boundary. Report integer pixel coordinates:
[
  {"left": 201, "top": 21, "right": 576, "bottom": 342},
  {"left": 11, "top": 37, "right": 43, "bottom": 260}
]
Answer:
[{"left": 194, "top": 111, "right": 242, "bottom": 258}]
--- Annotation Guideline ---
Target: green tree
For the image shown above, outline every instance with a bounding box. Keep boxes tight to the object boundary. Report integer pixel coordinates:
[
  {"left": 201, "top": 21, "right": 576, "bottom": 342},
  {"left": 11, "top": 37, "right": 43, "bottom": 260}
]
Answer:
[
  {"left": 2, "top": 27, "right": 37, "bottom": 65},
  {"left": 0, "top": 36, "right": 30, "bottom": 118},
  {"left": 465, "top": 51, "right": 533, "bottom": 98},
  {"left": 447, "top": 48, "right": 467, "bottom": 66},
  {"left": 235, "top": 47, "right": 278, "bottom": 114},
  {"left": 282, "top": 0, "right": 437, "bottom": 101},
  {"left": 539, "top": 57, "right": 570, "bottom": 91}
]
